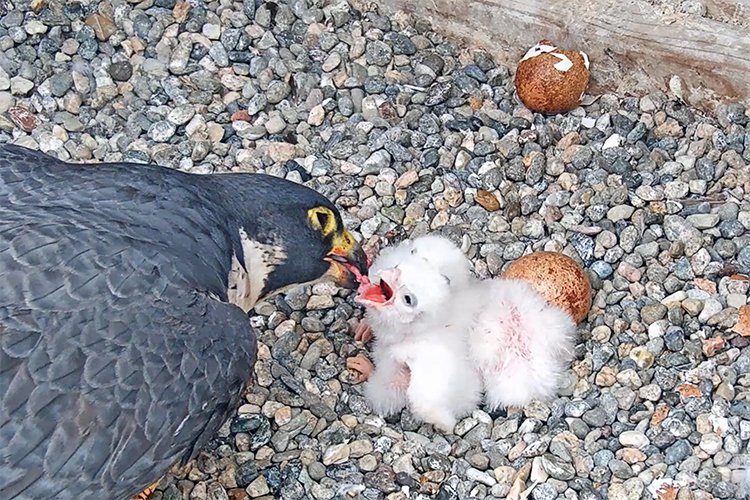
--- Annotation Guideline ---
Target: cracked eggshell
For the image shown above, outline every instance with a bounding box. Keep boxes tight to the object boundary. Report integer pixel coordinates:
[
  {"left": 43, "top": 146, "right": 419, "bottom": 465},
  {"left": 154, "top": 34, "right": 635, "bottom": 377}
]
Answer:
[
  {"left": 502, "top": 251, "right": 592, "bottom": 324},
  {"left": 515, "top": 40, "right": 590, "bottom": 115}
]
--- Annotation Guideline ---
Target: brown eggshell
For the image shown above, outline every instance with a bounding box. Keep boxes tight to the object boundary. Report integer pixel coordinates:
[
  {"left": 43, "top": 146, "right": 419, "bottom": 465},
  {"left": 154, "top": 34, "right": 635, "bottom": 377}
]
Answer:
[
  {"left": 515, "top": 41, "right": 590, "bottom": 115},
  {"left": 502, "top": 251, "right": 592, "bottom": 323}
]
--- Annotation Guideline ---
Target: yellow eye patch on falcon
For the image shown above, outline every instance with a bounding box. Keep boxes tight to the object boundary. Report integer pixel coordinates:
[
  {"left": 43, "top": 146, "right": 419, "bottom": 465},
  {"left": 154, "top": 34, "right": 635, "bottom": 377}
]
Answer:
[
  {"left": 308, "top": 206, "right": 337, "bottom": 236},
  {"left": 308, "top": 206, "right": 356, "bottom": 252},
  {"left": 308, "top": 206, "right": 371, "bottom": 279}
]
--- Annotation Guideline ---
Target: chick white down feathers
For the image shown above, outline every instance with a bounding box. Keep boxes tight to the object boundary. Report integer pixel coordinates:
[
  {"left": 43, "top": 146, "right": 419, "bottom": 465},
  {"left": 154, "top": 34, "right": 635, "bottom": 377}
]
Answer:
[
  {"left": 466, "top": 278, "right": 577, "bottom": 409},
  {"left": 366, "top": 234, "right": 473, "bottom": 288},
  {"left": 362, "top": 254, "right": 482, "bottom": 431},
  {"left": 357, "top": 234, "right": 579, "bottom": 429}
]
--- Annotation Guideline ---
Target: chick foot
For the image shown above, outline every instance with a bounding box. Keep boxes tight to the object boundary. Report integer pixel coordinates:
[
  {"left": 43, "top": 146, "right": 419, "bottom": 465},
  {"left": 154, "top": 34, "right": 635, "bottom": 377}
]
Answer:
[
  {"left": 347, "top": 353, "right": 374, "bottom": 381},
  {"left": 411, "top": 404, "right": 456, "bottom": 433},
  {"left": 354, "top": 321, "right": 373, "bottom": 343}
]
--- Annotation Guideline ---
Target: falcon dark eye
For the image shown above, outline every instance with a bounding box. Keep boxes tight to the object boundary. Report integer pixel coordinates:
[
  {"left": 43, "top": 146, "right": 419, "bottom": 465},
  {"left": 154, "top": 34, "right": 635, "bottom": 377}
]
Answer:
[
  {"left": 403, "top": 293, "right": 417, "bottom": 307},
  {"left": 316, "top": 211, "right": 329, "bottom": 229}
]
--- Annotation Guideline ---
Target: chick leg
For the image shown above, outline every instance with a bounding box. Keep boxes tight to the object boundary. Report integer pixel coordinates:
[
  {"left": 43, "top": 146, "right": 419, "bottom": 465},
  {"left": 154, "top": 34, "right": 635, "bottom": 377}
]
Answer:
[
  {"left": 347, "top": 354, "right": 410, "bottom": 387},
  {"left": 406, "top": 369, "right": 456, "bottom": 432},
  {"left": 409, "top": 393, "right": 457, "bottom": 432},
  {"left": 354, "top": 321, "right": 373, "bottom": 343},
  {"left": 362, "top": 356, "right": 409, "bottom": 417},
  {"left": 406, "top": 346, "right": 481, "bottom": 433},
  {"left": 132, "top": 481, "right": 159, "bottom": 500}
]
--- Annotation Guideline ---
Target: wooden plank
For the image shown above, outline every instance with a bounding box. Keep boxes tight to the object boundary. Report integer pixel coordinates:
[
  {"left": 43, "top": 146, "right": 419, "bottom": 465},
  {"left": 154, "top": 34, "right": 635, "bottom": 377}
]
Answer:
[
  {"left": 705, "top": 0, "right": 750, "bottom": 25},
  {"left": 361, "top": 0, "right": 750, "bottom": 111}
]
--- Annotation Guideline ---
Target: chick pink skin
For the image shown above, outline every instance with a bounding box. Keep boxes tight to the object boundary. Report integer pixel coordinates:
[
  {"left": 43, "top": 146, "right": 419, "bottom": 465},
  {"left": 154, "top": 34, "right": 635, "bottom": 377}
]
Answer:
[{"left": 464, "top": 278, "right": 577, "bottom": 410}]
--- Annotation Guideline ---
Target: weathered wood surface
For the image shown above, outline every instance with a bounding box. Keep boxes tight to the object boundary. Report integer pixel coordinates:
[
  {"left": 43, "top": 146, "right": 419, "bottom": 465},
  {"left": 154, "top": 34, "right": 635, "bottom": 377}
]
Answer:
[
  {"left": 362, "top": 0, "right": 750, "bottom": 111},
  {"left": 705, "top": 0, "right": 750, "bottom": 25}
]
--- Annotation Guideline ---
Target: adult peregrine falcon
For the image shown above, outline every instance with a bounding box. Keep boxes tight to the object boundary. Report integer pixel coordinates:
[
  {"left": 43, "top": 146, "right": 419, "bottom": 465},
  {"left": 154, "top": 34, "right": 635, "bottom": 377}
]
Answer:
[{"left": 0, "top": 145, "right": 369, "bottom": 500}]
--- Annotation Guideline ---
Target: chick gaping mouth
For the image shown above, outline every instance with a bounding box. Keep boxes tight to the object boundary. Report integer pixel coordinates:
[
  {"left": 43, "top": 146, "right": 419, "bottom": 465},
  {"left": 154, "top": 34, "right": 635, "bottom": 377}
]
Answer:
[
  {"left": 334, "top": 251, "right": 395, "bottom": 307},
  {"left": 354, "top": 267, "right": 399, "bottom": 308},
  {"left": 360, "top": 279, "right": 394, "bottom": 304}
]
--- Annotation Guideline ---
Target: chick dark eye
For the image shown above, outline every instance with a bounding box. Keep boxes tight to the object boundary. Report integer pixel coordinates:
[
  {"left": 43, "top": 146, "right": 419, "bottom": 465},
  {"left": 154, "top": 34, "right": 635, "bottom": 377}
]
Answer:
[{"left": 403, "top": 294, "right": 417, "bottom": 307}]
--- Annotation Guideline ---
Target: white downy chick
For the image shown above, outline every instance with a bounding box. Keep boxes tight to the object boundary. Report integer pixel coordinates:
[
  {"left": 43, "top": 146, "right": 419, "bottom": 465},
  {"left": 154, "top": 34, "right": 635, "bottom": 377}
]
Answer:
[
  {"left": 354, "top": 234, "right": 474, "bottom": 343},
  {"left": 357, "top": 246, "right": 482, "bottom": 432},
  {"left": 466, "top": 278, "right": 577, "bottom": 409},
  {"left": 375, "top": 234, "right": 578, "bottom": 410}
]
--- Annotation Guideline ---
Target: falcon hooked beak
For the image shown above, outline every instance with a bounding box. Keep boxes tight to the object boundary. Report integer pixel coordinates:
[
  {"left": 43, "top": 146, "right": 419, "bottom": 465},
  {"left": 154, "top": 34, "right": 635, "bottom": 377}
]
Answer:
[
  {"left": 225, "top": 187, "right": 372, "bottom": 311},
  {"left": 324, "top": 229, "right": 371, "bottom": 288},
  {"left": 308, "top": 207, "right": 370, "bottom": 289}
]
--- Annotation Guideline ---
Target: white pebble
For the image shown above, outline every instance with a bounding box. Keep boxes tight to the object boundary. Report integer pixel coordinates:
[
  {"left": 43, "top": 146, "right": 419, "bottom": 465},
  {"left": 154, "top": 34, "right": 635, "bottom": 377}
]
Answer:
[
  {"left": 698, "top": 433, "right": 722, "bottom": 455},
  {"left": 698, "top": 298, "right": 722, "bottom": 323},
  {"left": 323, "top": 444, "right": 350, "bottom": 465},
  {"left": 25, "top": 20, "right": 48, "bottom": 35},
  {"left": 662, "top": 291, "right": 687, "bottom": 305},
  {"left": 619, "top": 430, "right": 650, "bottom": 450},
  {"left": 581, "top": 116, "right": 596, "bottom": 128},
  {"left": 466, "top": 467, "right": 497, "bottom": 486},
  {"left": 202, "top": 24, "right": 222, "bottom": 39},
  {"left": 308, "top": 104, "right": 325, "bottom": 126},
  {"left": 602, "top": 133, "right": 621, "bottom": 150},
  {"left": 727, "top": 294, "right": 746, "bottom": 308}
]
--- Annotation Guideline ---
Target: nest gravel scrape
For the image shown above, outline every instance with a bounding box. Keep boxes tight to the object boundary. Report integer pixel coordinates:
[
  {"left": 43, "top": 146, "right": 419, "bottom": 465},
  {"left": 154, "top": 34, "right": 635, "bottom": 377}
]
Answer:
[{"left": 2, "top": 0, "right": 750, "bottom": 499}]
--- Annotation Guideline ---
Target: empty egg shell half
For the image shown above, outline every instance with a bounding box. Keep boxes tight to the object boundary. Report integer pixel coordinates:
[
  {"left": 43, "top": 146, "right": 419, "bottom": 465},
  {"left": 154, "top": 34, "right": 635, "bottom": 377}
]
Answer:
[
  {"left": 515, "top": 41, "right": 590, "bottom": 115},
  {"left": 502, "top": 251, "right": 592, "bottom": 324}
]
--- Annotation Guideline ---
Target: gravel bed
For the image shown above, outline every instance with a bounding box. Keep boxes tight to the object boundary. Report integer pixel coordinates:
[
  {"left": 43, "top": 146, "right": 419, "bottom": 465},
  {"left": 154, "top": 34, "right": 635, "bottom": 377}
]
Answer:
[{"left": 1, "top": 0, "right": 750, "bottom": 499}]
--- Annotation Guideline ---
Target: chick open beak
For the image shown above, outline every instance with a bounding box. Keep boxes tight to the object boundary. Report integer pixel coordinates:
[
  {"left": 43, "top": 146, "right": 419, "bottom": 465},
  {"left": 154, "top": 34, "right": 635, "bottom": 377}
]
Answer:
[
  {"left": 324, "top": 230, "right": 370, "bottom": 289},
  {"left": 356, "top": 268, "right": 399, "bottom": 308}
]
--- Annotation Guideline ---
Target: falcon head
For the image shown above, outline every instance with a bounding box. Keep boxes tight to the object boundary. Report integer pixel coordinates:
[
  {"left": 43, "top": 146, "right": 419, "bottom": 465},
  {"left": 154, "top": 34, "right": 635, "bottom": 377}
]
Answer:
[{"left": 221, "top": 174, "right": 370, "bottom": 310}]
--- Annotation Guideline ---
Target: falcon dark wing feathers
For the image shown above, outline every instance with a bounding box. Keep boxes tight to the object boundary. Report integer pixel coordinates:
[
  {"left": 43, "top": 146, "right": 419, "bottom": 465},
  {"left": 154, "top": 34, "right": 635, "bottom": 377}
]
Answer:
[{"left": 0, "top": 145, "right": 258, "bottom": 500}]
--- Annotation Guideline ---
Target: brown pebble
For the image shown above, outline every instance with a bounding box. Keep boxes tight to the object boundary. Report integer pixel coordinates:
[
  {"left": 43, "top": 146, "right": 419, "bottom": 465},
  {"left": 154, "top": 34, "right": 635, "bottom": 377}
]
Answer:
[
  {"left": 651, "top": 405, "right": 670, "bottom": 426},
  {"left": 85, "top": 14, "right": 117, "bottom": 42},
  {"left": 475, "top": 189, "right": 500, "bottom": 211},
  {"left": 702, "top": 337, "right": 725, "bottom": 357},
  {"left": 8, "top": 107, "right": 38, "bottom": 132},
  {"left": 395, "top": 170, "right": 419, "bottom": 189},
  {"left": 617, "top": 261, "right": 642, "bottom": 282},
  {"left": 595, "top": 367, "right": 617, "bottom": 387},
  {"left": 676, "top": 383, "right": 701, "bottom": 399},
  {"left": 228, "top": 488, "right": 249, "bottom": 500},
  {"left": 654, "top": 484, "right": 679, "bottom": 500},
  {"left": 693, "top": 278, "right": 717, "bottom": 294},
  {"left": 173, "top": 2, "right": 192, "bottom": 22},
  {"left": 618, "top": 448, "right": 646, "bottom": 464},
  {"left": 231, "top": 110, "right": 252, "bottom": 122},
  {"left": 733, "top": 305, "right": 750, "bottom": 337}
]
